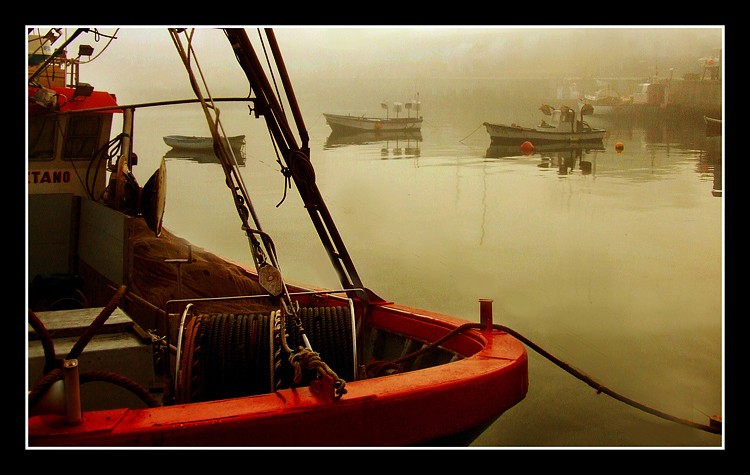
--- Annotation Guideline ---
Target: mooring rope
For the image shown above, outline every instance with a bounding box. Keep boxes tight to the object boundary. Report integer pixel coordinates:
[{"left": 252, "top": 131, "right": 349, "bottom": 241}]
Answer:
[
  {"left": 385, "top": 322, "right": 722, "bottom": 436},
  {"left": 28, "top": 286, "right": 718, "bottom": 433},
  {"left": 276, "top": 307, "right": 347, "bottom": 397},
  {"left": 459, "top": 123, "right": 484, "bottom": 144},
  {"left": 66, "top": 285, "right": 127, "bottom": 360},
  {"left": 28, "top": 309, "right": 57, "bottom": 375}
]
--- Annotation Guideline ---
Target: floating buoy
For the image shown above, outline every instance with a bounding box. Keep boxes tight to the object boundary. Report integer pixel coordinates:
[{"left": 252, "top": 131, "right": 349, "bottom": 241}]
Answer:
[
  {"left": 615, "top": 142, "right": 624, "bottom": 153},
  {"left": 520, "top": 141, "right": 535, "bottom": 155}
]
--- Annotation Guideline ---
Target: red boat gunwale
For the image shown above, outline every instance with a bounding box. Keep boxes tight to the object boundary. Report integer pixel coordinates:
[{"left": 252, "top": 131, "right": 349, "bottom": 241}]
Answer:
[{"left": 28, "top": 299, "right": 527, "bottom": 447}]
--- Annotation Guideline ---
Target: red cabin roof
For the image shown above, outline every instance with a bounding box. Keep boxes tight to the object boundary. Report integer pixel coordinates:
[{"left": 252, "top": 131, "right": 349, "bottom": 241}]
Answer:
[{"left": 28, "top": 85, "right": 121, "bottom": 115}]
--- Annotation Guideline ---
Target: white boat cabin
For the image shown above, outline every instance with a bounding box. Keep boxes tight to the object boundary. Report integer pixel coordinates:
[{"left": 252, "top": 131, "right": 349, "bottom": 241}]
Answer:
[
  {"left": 538, "top": 105, "right": 578, "bottom": 131},
  {"left": 28, "top": 32, "right": 121, "bottom": 199}
]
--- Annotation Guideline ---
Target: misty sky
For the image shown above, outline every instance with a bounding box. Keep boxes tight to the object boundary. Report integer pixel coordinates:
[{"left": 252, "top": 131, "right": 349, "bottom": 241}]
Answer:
[{"left": 28, "top": 26, "right": 723, "bottom": 103}]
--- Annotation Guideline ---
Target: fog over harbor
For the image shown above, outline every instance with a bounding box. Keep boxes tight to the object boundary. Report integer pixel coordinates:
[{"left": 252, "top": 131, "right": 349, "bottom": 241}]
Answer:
[
  {"left": 25, "top": 25, "right": 725, "bottom": 448},
  {"left": 73, "top": 26, "right": 722, "bottom": 105}
]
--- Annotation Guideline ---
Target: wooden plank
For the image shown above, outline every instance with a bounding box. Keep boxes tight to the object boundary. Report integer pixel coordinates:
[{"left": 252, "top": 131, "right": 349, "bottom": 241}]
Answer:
[{"left": 29, "top": 307, "right": 134, "bottom": 340}]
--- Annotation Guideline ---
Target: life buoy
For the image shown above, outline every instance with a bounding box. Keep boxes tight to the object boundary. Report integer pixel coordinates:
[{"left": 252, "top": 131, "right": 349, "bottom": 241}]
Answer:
[{"left": 374, "top": 122, "right": 382, "bottom": 130}]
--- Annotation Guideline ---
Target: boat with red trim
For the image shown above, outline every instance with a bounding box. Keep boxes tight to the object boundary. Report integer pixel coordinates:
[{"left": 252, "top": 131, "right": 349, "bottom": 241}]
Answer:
[{"left": 27, "top": 27, "right": 528, "bottom": 447}]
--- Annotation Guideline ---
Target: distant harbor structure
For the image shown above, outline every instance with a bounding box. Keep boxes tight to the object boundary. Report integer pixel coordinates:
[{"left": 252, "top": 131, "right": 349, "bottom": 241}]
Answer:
[
  {"left": 557, "top": 51, "right": 722, "bottom": 119},
  {"left": 668, "top": 54, "right": 721, "bottom": 117}
]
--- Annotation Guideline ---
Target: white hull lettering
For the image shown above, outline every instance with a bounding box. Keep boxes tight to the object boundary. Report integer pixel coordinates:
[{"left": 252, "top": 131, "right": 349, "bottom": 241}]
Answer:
[{"left": 29, "top": 170, "right": 72, "bottom": 184}]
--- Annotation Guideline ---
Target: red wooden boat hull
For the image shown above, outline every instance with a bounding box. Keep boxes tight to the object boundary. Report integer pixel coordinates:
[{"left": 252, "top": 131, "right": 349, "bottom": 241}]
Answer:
[{"left": 29, "top": 302, "right": 528, "bottom": 447}]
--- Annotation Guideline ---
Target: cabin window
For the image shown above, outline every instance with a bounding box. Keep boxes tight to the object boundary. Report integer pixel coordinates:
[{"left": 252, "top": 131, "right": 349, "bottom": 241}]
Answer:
[
  {"left": 63, "top": 115, "right": 103, "bottom": 160},
  {"left": 27, "top": 115, "right": 57, "bottom": 161}
]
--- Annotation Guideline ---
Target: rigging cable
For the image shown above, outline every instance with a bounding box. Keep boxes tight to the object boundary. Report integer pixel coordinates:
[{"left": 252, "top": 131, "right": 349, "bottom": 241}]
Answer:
[
  {"left": 253, "top": 28, "right": 293, "bottom": 207},
  {"left": 169, "top": 28, "right": 345, "bottom": 397}
]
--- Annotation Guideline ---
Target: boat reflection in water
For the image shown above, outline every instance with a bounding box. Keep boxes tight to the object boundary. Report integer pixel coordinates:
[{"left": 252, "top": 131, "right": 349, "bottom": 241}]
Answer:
[
  {"left": 698, "top": 134, "right": 722, "bottom": 197},
  {"left": 325, "top": 129, "right": 422, "bottom": 159},
  {"left": 486, "top": 143, "right": 604, "bottom": 176},
  {"left": 711, "top": 159, "right": 722, "bottom": 197},
  {"left": 164, "top": 146, "right": 246, "bottom": 166}
]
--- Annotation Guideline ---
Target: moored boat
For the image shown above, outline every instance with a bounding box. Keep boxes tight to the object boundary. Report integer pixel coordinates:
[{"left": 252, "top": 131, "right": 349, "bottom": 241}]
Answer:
[
  {"left": 27, "top": 27, "right": 528, "bottom": 447},
  {"left": 483, "top": 103, "right": 606, "bottom": 146},
  {"left": 323, "top": 113, "right": 422, "bottom": 134},
  {"left": 163, "top": 134, "right": 246, "bottom": 151},
  {"left": 704, "top": 116, "right": 722, "bottom": 136},
  {"left": 324, "top": 97, "right": 422, "bottom": 134}
]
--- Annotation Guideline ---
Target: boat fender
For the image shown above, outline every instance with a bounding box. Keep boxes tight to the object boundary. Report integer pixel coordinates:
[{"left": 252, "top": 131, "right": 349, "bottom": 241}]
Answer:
[{"left": 141, "top": 158, "right": 167, "bottom": 237}]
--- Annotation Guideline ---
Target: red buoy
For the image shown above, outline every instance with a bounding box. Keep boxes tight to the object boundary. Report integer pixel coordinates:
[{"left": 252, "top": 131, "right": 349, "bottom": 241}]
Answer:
[
  {"left": 615, "top": 142, "right": 624, "bottom": 153},
  {"left": 520, "top": 141, "right": 535, "bottom": 155}
]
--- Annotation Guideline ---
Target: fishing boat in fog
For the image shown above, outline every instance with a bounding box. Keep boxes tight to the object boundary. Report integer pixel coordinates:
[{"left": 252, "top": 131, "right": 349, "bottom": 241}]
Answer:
[
  {"left": 483, "top": 103, "right": 605, "bottom": 146},
  {"left": 324, "top": 98, "right": 422, "bottom": 134},
  {"left": 323, "top": 113, "right": 422, "bottom": 134},
  {"left": 27, "top": 28, "right": 528, "bottom": 447}
]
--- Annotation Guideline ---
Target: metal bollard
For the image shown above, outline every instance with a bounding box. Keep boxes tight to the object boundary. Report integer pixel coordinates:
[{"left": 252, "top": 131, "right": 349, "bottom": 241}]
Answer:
[
  {"left": 62, "top": 358, "right": 82, "bottom": 425},
  {"left": 479, "top": 299, "right": 493, "bottom": 332}
]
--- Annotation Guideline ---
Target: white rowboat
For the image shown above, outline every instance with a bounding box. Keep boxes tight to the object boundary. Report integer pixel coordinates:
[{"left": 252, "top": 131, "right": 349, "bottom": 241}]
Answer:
[{"left": 163, "top": 135, "right": 246, "bottom": 151}]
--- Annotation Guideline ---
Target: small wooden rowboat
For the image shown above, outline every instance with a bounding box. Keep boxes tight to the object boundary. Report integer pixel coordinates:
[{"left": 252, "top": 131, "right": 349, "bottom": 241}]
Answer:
[{"left": 163, "top": 134, "right": 246, "bottom": 151}]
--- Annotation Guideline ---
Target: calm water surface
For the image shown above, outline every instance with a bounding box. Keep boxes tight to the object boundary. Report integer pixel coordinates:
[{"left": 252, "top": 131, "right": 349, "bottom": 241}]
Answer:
[{"left": 124, "top": 91, "right": 723, "bottom": 448}]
